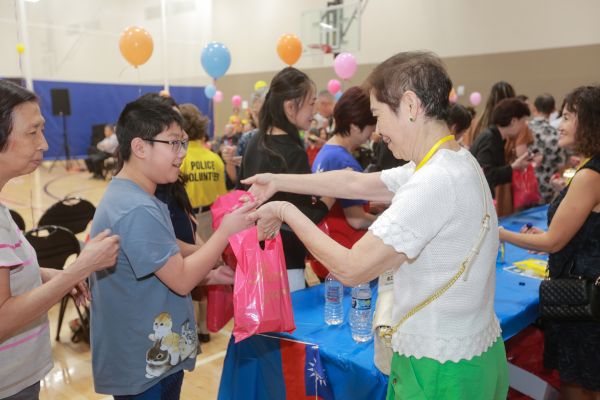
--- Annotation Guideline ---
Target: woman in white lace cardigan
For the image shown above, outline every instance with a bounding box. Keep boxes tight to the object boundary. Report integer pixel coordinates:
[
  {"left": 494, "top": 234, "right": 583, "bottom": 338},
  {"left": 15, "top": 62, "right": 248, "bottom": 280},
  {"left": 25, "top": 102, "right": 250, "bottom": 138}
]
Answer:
[{"left": 244, "top": 52, "right": 508, "bottom": 399}]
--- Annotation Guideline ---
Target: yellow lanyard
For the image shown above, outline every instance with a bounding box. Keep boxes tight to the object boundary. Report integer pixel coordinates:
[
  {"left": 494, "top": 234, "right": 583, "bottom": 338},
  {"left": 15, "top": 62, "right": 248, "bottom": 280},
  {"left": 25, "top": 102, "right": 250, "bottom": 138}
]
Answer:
[
  {"left": 414, "top": 135, "right": 455, "bottom": 171},
  {"left": 567, "top": 156, "right": 592, "bottom": 185}
]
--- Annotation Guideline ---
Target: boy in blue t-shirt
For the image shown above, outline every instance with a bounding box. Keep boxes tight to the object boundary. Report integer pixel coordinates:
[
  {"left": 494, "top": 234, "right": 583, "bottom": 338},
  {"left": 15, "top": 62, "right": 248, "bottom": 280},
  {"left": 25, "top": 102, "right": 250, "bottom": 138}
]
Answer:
[{"left": 89, "top": 98, "right": 255, "bottom": 398}]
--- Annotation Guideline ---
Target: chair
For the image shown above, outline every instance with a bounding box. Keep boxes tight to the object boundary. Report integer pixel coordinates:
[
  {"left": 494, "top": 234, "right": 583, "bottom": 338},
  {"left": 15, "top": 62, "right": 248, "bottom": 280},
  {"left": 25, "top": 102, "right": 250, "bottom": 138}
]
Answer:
[
  {"left": 38, "top": 197, "right": 96, "bottom": 235},
  {"left": 9, "top": 209, "right": 26, "bottom": 231},
  {"left": 25, "top": 225, "right": 88, "bottom": 342}
]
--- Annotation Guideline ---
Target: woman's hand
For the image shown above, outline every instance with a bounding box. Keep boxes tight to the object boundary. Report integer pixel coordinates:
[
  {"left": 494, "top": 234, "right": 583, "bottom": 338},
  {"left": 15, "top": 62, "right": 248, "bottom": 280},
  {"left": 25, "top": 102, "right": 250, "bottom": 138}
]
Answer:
[
  {"left": 70, "top": 280, "right": 91, "bottom": 307},
  {"left": 74, "top": 229, "right": 120, "bottom": 274},
  {"left": 511, "top": 152, "right": 530, "bottom": 171},
  {"left": 219, "top": 200, "right": 257, "bottom": 237},
  {"left": 241, "top": 173, "right": 277, "bottom": 205},
  {"left": 248, "top": 201, "right": 290, "bottom": 240}
]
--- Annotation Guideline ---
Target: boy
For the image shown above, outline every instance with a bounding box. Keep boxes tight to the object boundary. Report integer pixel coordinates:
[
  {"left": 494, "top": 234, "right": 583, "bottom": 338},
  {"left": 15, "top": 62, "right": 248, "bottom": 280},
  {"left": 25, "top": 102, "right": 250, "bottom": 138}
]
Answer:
[{"left": 89, "top": 98, "right": 254, "bottom": 398}]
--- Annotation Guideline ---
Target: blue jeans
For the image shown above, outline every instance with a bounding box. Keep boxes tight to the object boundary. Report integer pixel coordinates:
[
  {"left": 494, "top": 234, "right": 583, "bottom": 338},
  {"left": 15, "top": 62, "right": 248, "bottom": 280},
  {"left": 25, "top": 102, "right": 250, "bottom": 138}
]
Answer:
[{"left": 113, "top": 371, "right": 184, "bottom": 400}]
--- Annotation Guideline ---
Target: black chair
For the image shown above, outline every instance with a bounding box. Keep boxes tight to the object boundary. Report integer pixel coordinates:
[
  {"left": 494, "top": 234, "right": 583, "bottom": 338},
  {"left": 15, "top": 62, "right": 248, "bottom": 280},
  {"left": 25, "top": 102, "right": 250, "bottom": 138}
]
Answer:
[
  {"left": 9, "top": 209, "right": 26, "bottom": 231},
  {"left": 38, "top": 197, "right": 96, "bottom": 235},
  {"left": 25, "top": 225, "right": 88, "bottom": 342}
]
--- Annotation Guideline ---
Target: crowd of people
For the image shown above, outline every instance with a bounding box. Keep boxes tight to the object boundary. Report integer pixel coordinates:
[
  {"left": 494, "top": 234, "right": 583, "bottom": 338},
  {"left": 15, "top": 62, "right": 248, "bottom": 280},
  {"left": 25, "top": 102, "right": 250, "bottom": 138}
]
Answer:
[{"left": 1, "top": 48, "right": 599, "bottom": 400}]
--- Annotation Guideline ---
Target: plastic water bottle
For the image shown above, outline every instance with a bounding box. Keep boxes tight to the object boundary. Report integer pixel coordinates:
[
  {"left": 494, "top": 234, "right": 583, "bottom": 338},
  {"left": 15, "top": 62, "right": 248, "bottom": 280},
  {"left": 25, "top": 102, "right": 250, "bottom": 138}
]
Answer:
[
  {"left": 350, "top": 283, "right": 373, "bottom": 342},
  {"left": 324, "top": 273, "right": 344, "bottom": 325}
]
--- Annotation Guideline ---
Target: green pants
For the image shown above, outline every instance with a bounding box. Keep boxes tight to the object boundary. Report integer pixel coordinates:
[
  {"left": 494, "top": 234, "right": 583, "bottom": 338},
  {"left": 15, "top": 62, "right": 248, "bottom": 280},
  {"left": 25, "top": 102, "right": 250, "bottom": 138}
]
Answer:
[{"left": 386, "top": 337, "right": 509, "bottom": 400}]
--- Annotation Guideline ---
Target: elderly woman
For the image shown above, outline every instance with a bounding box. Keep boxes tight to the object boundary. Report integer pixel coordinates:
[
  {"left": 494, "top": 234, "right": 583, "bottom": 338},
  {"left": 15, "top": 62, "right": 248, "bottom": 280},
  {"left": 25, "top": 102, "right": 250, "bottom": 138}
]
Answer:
[
  {"left": 0, "top": 81, "right": 120, "bottom": 399},
  {"left": 243, "top": 52, "right": 508, "bottom": 399},
  {"left": 500, "top": 86, "right": 600, "bottom": 399}
]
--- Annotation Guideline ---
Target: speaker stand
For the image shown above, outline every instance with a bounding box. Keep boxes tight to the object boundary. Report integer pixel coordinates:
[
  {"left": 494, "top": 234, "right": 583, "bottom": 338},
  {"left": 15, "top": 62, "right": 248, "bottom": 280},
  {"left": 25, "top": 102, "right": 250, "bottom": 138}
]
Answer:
[{"left": 50, "top": 112, "right": 73, "bottom": 172}]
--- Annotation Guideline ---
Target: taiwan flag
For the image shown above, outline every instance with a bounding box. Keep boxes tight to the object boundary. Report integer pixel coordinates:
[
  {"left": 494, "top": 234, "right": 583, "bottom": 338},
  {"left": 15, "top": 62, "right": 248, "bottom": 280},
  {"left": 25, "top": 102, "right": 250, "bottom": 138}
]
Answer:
[{"left": 218, "top": 335, "right": 334, "bottom": 400}]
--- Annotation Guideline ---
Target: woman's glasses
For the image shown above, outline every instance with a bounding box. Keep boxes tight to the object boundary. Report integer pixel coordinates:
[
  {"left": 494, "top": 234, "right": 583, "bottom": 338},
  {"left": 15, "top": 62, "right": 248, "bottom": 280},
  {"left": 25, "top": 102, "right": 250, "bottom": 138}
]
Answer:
[{"left": 144, "top": 138, "right": 189, "bottom": 153}]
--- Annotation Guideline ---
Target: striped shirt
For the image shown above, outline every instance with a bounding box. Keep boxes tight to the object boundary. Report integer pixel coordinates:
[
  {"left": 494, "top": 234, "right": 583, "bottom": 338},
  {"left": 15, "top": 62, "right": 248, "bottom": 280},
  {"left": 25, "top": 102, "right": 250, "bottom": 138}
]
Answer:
[{"left": 0, "top": 204, "right": 53, "bottom": 398}]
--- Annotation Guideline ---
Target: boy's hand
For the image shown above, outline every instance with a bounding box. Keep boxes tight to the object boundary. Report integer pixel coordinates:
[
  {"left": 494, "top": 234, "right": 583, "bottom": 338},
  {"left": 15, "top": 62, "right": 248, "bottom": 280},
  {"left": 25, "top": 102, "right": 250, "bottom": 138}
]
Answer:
[
  {"left": 203, "top": 263, "right": 235, "bottom": 285},
  {"left": 219, "top": 201, "right": 257, "bottom": 236}
]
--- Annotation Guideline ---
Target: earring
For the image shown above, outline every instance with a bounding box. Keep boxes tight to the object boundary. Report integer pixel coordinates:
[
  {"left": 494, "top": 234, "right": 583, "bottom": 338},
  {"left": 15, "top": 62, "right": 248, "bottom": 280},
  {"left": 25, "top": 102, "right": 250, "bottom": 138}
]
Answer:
[{"left": 409, "top": 116, "right": 415, "bottom": 122}]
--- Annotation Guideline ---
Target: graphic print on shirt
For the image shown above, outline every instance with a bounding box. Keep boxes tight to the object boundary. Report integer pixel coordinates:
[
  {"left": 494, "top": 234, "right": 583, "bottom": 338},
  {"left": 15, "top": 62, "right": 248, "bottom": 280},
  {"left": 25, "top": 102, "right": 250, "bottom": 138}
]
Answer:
[{"left": 145, "top": 313, "right": 197, "bottom": 378}]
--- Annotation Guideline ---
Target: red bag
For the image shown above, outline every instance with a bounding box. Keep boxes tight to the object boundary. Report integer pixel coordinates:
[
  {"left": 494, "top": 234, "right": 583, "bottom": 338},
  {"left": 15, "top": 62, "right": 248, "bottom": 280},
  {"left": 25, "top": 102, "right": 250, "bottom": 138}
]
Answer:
[
  {"left": 229, "top": 227, "right": 295, "bottom": 342},
  {"left": 512, "top": 164, "right": 541, "bottom": 210},
  {"left": 205, "top": 190, "right": 251, "bottom": 333}
]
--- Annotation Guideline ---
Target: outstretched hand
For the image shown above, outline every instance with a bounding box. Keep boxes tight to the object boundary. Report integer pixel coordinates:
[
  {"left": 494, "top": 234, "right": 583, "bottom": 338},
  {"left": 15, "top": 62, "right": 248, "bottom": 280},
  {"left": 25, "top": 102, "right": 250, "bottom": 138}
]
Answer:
[
  {"left": 240, "top": 173, "right": 277, "bottom": 205},
  {"left": 219, "top": 200, "right": 257, "bottom": 236}
]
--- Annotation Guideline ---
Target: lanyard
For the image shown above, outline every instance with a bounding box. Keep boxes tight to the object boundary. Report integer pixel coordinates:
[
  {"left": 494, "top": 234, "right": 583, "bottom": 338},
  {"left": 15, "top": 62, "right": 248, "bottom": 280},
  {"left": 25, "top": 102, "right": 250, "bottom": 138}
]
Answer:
[
  {"left": 414, "top": 135, "right": 455, "bottom": 171},
  {"left": 567, "top": 156, "right": 592, "bottom": 185}
]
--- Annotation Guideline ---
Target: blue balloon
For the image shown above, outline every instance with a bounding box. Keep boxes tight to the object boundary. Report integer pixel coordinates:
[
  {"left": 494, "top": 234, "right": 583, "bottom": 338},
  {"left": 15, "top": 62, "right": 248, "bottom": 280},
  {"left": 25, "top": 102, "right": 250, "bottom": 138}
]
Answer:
[
  {"left": 201, "top": 42, "right": 231, "bottom": 79},
  {"left": 204, "top": 84, "right": 217, "bottom": 99},
  {"left": 335, "top": 91, "right": 343, "bottom": 101}
]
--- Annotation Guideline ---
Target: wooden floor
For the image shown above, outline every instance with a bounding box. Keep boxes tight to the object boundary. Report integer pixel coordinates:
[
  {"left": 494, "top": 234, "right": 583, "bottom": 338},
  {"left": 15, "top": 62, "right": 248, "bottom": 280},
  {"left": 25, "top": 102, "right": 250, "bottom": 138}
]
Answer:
[{"left": 2, "top": 161, "right": 228, "bottom": 399}]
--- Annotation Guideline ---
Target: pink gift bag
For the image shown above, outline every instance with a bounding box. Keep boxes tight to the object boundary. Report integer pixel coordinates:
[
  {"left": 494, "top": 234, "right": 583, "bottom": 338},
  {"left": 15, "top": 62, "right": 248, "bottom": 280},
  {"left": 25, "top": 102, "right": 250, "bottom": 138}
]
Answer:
[
  {"left": 205, "top": 190, "right": 251, "bottom": 333},
  {"left": 229, "top": 226, "right": 295, "bottom": 342}
]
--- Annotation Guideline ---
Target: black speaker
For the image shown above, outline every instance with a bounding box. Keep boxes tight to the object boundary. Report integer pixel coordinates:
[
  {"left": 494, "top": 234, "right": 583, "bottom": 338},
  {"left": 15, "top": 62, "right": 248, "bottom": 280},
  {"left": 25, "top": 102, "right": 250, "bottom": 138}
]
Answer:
[{"left": 50, "top": 88, "right": 71, "bottom": 116}]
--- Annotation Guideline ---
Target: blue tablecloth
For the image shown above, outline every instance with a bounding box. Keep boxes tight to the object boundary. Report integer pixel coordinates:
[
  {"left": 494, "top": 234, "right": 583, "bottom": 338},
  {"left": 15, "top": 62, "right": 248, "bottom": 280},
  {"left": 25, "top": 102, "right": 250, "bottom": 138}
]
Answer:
[{"left": 218, "top": 206, "right": 549, "bottom": 400}]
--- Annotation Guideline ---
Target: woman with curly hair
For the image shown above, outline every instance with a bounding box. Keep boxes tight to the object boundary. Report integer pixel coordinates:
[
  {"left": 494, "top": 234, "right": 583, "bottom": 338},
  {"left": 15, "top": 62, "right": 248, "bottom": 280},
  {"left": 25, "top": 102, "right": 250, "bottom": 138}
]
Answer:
[{"left": 500, "top": 85, "right": 600, "bottom": 399}]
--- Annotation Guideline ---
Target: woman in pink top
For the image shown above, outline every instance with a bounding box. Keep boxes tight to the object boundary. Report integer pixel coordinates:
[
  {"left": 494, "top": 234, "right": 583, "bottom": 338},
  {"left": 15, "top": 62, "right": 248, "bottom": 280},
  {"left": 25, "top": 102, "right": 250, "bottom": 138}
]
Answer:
[{"left": 0, "top": 81, "right": 120, "bottom": 399}]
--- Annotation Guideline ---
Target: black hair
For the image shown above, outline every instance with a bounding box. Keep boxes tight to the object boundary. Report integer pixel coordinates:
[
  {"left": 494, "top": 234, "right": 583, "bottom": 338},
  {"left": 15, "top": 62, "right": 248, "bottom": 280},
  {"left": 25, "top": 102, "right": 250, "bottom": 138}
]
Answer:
[
  {"left": 446, "top": 103, "right": 474, "bottom": 135},
  {"left": 533, "top": 94, "right": 556, "bottom": 115},
  {"left": 491, "top": 98, "right": 531, "bottom": 127},
  {"left": 333, "top": 86, "right": 376, "bottom": 137},
  {"left": 472, "top": 81, "right": 516, "bottom": 140},
  {"left": 257, "top": 67, "right": 315, "bottom": 167},
  {"left": 0, "top": 80, "right": 38, "bottom": 152},
  {"left": 563, "top": 86, "right": 600, "bottom": 157},
  {"left": 116, "top": 98, "right": 183, "bottom": 163}
]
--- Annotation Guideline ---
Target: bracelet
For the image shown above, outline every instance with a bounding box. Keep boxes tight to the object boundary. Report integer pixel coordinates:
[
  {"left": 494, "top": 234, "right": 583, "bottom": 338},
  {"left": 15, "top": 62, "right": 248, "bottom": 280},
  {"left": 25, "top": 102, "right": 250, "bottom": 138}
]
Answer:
[{"left": 277, "top": 202, "right": 292, "bottom": 222}]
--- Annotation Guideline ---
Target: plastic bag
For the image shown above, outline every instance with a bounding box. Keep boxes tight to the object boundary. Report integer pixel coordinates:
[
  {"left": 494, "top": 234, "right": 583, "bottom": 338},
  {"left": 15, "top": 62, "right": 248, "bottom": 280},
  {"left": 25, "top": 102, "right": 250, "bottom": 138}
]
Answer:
[
  {"left": 230, "top": 227, "right": 295, "bottom": 342},
  {"left": 512, "top": 164, "right": 541, "bottom": 210},
  {"left": 204, "top": 190, "right": 250, "bottom": 333}
]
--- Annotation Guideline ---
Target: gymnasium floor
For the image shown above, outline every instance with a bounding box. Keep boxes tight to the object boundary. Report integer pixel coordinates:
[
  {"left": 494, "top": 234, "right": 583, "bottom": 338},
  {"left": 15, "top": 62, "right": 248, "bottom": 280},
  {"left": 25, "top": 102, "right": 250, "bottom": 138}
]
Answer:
[{"left": 2, "top": 161, "right": 228, "bottom": 399}]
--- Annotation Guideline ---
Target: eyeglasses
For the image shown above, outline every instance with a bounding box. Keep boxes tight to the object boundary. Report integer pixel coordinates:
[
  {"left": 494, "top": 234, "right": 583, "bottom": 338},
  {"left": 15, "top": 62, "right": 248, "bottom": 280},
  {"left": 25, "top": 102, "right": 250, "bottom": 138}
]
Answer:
[{"left": 144, "top": 138, "right": 189, "bottom": 153}]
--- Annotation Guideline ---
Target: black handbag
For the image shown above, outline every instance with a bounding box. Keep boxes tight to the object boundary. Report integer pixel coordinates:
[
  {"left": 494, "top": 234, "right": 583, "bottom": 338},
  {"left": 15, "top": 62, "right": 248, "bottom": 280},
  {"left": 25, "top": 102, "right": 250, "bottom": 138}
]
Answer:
[{"left": 539, "top": 259, "right": 600, "bottom": 321}]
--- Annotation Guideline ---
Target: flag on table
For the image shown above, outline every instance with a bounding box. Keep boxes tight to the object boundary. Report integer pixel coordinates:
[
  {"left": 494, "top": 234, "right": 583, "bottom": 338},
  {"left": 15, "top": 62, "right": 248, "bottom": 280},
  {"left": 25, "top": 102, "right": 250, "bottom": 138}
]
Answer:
[
  {"left": 217, "top": 335, "right": 334, "bottom": 400},
  {"left": 280, "top": 339, "right": 333, "bottom": 400}
]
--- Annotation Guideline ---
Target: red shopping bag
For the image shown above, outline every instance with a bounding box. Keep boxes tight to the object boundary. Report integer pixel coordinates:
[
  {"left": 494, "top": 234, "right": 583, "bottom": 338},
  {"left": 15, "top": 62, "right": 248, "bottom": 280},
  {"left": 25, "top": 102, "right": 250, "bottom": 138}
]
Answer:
[
  {"left": 229, "top": 227, "right": 295, "bottom": 342},
  {"left": 205, "top": 190, "right": 252, "bottom": 333},
  {"left": 512, "top": 164, "right": 541, "bottom": 210}
]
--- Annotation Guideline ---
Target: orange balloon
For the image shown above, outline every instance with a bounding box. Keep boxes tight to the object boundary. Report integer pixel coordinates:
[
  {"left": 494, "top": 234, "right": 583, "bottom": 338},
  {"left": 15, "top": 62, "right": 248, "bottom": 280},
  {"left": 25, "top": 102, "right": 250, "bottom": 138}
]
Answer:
[
  {"left": 119, "top": 26, "right": 154, "bottom": 68},
  {"left": 276, "top": 34, "right": 302, "bottom": 66}
]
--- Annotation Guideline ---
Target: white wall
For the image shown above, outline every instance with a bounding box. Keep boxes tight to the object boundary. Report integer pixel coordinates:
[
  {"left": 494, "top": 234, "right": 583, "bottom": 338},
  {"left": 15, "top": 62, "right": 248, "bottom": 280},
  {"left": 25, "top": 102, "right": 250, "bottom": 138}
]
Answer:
[{"left": 1, "top": 0, "right": 599, "bottom": 85}]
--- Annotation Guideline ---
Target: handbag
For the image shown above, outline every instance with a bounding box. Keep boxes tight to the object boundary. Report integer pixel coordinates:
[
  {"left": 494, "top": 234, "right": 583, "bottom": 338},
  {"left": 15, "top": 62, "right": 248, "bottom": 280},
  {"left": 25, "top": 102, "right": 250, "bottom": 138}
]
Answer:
[
  {"left": 372, "top": 154, "right": 492, "bottom": 375},
  {"left": 539, "top": 260, "right": 600, "bottom": 321}
]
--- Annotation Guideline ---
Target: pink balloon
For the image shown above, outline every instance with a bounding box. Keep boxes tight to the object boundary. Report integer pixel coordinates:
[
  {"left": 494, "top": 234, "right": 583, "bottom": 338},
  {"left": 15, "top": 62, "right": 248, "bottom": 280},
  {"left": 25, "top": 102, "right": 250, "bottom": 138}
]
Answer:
[
  {"left": 469, "top": 91, "right": 482, "bottom": 106},
  {"left": 333, "top": 52, "right": 357, "bottom": 80},
  {"left": 327, "top": 79, "right": 341, "bottom": 95},
  {"left": 214, "top": 90, "right": 223, "bottom": 103},
  {"left": 231, "top": 95, "right": 242, "bottom": 107}
]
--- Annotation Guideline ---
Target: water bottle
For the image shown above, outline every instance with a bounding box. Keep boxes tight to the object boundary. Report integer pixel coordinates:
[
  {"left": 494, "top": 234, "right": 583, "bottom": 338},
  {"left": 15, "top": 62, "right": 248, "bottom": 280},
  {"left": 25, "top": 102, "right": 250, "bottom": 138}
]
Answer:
[
  {"left": 324, "top": 273, "right": 344, "bottom": 325},
  {"left": 350, "top": 283, "right": 373, "bottom": 342}
]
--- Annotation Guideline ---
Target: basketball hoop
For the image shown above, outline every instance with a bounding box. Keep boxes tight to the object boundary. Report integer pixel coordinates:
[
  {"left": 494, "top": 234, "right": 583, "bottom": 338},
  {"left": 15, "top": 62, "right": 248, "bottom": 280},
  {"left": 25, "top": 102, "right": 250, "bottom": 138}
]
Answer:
[{"left": 307, "top": 43, "right": 333, "bottom": 54}]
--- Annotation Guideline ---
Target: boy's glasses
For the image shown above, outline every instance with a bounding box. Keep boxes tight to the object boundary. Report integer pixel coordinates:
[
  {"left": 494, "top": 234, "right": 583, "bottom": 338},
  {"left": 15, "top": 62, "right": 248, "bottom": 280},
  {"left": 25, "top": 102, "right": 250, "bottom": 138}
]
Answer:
[{"left": 144, "top": 138, "right": 189, "bottom": 153}]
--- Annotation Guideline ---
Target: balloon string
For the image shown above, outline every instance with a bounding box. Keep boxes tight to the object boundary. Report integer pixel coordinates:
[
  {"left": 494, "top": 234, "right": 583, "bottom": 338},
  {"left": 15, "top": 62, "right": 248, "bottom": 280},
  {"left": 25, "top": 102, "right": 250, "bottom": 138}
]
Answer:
[{"left": 137, "top": 67, "right": 141, "bottom": 96}]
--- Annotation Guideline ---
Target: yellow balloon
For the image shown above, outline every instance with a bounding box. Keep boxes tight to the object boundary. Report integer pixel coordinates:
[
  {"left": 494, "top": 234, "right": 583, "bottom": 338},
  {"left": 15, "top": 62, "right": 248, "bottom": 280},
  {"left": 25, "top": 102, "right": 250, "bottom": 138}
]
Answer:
[
  {"left": 254, "top": 80, "right": 267, "bottom": 91},
  {"left": 16, "top": 43, "right": 25, "bottom": 54},
  {"left": 119, "top": 26, "right": 154, "bottom": 68}
]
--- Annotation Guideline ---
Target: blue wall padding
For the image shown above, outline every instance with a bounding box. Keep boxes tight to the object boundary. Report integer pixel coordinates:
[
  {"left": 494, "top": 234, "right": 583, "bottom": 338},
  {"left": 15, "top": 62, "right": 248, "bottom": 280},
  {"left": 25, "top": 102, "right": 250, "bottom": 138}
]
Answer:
[{"left": 32, "top": 80, "right": 212, "bottom": 160}]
